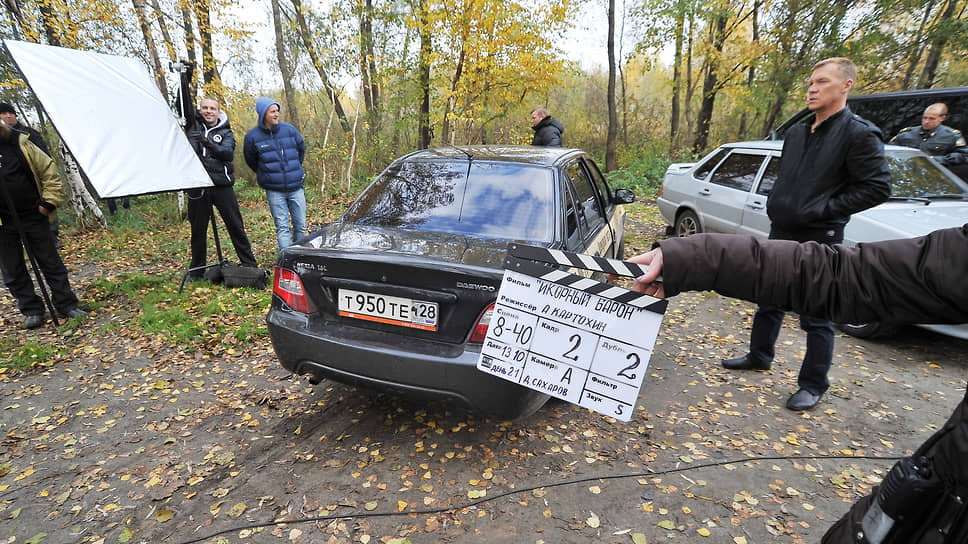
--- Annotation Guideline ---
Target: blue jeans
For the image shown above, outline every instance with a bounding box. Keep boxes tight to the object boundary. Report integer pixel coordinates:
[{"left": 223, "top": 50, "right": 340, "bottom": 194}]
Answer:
[{"left": 266, "top": 188, "right": 306, "bottom": 250}]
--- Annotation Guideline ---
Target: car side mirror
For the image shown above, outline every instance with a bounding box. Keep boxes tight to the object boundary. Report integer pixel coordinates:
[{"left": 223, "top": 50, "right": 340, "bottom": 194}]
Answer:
[{"left": 612, "top": 188, "right": 636, "bottom": 204}]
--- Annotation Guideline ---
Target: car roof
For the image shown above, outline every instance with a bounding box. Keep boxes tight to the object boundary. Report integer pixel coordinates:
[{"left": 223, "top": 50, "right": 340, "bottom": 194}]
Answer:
[
  {"left": 767, "top": 86, "right": 968, "bottom": 140},
  {"left": 398, "top": 145, "right": 584, "bottom": 167},
  {"left": 719, "top": 140, "right": 784, "bottom": 151},
  {"left": 719, "top": 140, "right": 914, "bottom": 154}
]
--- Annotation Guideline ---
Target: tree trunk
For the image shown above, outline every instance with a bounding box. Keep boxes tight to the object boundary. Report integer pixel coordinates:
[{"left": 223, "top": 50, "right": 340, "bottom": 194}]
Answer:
[
  {"left": 150, "top": 0, "right": 177, "bottom": 63},
  {"left": 270, "top": 0, "right": 300, "bottom": 128},
  {"left": 918, "top": 0, "right": 957, "bottom": 89},
  {"left": 902, "top": 0, "right": 935, "bottom": 89},
  {"left": 180, "top": 2, "right": 198, "bottom": 99},
  {"left": 132, "top": 0, "right": 168, "bottom": 96},
  {"left": 37, "top": 0, "right": 62, "bottom": 46},
  {"left": 417, "top": 0, "right": 432, "bottom": 148},
  {"left": 290, "top": 0, "right": 352, "bottom": 133},
  {"left": 605, "top": 0, "right": 618, "bottom": 171},
  {"left": 737, "top": 0, "right": 758, "bottom": 139},
  {"left": 58, "top": 144, "right": 106, "bottom": 228},
  {"left": 321, "top": 87, "right": 336, "bottom": 193},
  {"left": 442, "top": 44, "right": 465, "bottom": 145},
  {"left": 192, "top": 0, "right": 220, "bottom": 89},
  {"left": 683, "top": 11, "right": 695, "bottom": 145},
  {"left": 692, "top": 12, "right": 727, "bottom": 153},
  {"left": 670, "top": 0, "right": 685, "bottom": 146},
  {"left": 347, "top": 99, "right": 362, "bottom": 191},
  {"left": 357, "top": 0, "right": 379, "bottom": 116},
  {"left": 619, "top": 0, "right": 627, "bottom": 146}
]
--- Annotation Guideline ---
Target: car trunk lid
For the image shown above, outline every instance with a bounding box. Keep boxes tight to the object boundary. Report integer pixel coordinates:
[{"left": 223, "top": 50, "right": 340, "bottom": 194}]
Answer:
[{"left": 280, "top": 224, "right": 522, "bottom": 344}]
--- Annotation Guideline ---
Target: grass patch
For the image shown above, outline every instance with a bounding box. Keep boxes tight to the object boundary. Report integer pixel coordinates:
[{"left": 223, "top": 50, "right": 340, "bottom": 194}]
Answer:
[
  {"left": 88, "top": 273, "right": 269, "bottom": 348},
  {"left": 0, "top": 338, "right": 64, "bottom": 372}
]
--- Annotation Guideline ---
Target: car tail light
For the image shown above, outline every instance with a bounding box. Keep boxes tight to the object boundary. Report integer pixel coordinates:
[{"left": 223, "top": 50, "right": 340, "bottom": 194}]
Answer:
[
  {"left": 272, "top": 267, "right": 314, "bottom": 314},
  {"left": 468, "top": 303, "right": 494, "bottom": 343}
]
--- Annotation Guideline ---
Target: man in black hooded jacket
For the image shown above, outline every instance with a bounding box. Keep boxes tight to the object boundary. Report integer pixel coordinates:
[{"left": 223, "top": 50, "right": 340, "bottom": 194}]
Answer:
[
  {"left": 530, "top": 106, "right": 564, "bottom": 147},
  {"left": 185, "top": 97, "right": 258, "bottom": 280}
]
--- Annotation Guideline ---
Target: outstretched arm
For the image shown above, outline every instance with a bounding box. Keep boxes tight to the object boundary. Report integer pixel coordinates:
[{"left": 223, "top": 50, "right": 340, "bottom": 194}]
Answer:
[{"left": 626, "top": 226, "right": 968, "bottom": 326}]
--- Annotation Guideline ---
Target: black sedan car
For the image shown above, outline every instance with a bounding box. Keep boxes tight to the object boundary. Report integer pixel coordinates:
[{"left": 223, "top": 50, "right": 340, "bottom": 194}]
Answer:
[{"left": 267, "top": 145, "right": 635, "bottom": 418}]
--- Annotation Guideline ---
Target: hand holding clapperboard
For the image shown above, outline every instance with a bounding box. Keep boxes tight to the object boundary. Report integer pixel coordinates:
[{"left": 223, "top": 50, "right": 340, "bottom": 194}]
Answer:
[{"left": 477, "top": 244, "right": 667, "bottom": 421}]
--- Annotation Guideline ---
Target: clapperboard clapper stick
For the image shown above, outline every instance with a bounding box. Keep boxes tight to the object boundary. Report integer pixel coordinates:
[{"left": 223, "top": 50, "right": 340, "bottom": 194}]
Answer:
[
  {"left": 504, "top": 243, "right": 665, "bottom": 309},
  {"left": 476, "top": 243, "right": 667, "bottom": 421}
]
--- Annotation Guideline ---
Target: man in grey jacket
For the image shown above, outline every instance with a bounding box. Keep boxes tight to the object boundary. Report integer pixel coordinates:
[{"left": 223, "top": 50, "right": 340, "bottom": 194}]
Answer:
[{"left": 891, "top": 103, "right": 968, "bottom": 167}]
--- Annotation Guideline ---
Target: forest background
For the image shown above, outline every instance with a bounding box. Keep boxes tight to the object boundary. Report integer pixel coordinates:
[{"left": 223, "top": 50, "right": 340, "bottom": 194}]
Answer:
[{"left": 1, "top": 0, "right": 968, "bottom": 200}]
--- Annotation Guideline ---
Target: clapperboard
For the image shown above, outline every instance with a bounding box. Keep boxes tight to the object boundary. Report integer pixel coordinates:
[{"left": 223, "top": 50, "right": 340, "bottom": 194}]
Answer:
[{"left": 476, "top": 244, "right": 667, "bottom": 422}]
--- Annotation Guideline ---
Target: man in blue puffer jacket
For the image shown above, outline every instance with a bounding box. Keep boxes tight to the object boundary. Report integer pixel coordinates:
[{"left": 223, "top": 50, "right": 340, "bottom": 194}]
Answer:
[{"left": 243, "top": 97, "right": 307, "bottom": 250}]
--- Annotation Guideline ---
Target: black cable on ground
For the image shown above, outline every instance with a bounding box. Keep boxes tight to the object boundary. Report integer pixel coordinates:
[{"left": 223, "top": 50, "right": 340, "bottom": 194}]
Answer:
[{"left": 177, "top": 452, "right": 903, "bottom": 544}]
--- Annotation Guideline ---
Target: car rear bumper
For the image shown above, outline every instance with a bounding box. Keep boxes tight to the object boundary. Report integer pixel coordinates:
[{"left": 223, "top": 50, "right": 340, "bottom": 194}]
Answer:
[
  {"left": 267, "top": 310, "right": 549, "bottom": 419},
  {"left": 655, "top": 197, "right": 677, "bottom": 227}
]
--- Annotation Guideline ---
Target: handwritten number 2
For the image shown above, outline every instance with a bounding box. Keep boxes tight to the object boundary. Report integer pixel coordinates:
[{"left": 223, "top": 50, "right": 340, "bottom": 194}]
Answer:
[
  {"left": 563, "top": 334, "right": 581, "bottom": 361},
  {"left": 618, "top": 352, "right": 640, "bottom": 380}
]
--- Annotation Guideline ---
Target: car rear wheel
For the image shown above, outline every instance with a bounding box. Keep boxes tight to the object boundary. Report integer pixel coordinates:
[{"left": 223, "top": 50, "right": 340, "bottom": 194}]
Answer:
[
  {"left": 674, "top": 210, "right": 701, "bottom": 237},
  {"left": 836, "top": 322, "right": 898, "bottom": 339}
]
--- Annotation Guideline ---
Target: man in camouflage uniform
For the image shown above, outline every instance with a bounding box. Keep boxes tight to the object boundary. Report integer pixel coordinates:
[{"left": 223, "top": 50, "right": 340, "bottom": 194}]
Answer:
[{"left": 891, "top": 103, "right": 968, "bottom": 168}]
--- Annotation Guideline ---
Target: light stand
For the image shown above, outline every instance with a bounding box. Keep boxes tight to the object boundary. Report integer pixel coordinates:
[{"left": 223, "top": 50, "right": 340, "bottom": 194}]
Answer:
[{"left": 171, "top": 60, "right": 227, "bottom": 294}]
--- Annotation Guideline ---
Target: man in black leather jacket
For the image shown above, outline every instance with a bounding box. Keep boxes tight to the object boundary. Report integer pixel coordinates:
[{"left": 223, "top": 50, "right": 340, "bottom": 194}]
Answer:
[
  {"left": 721, "top": 57, "right": 891, "bottom": 412},
  {"left": 186, "top": 97, "right": 258, "bottom": 280}
]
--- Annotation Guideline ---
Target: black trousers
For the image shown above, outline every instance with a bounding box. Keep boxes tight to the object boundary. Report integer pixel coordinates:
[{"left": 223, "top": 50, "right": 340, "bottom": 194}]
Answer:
[
  {"left": 187, "top": 187, "right": 257, "bottom": 273},
  {"left": 746, "top": 227, "right": 842, "bottom": 395},
  {"left": 0, "top": 212, "right": 79, "bottom": 316}
]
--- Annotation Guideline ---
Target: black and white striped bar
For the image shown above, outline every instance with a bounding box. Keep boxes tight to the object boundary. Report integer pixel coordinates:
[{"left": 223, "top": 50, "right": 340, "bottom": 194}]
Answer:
[
  {"left": 505, "top": 257, "right": 667, "bottom": 314},
  {"left": 506, "top": 243, "right": 661, "bottom": 281}
]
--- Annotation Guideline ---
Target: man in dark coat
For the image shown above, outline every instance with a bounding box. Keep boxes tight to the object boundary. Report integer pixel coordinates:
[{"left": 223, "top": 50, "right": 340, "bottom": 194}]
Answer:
[
  {"left": 530, "top": 106, "right": 564, "bottom": 147},
  {"left": 626, "top": 225, "right": 968, "bottom": 544},
  {"left": 0, "top": 121, "right": 86, "bottom": 328},
  {"left": 720, "top": 57, "right": 891, "bottom": 412},
  {"left": 185, "top": 97, "right": 258, "bottom": 281},
  {"left": 0, "top": 102, "right": 62, "bottom": 247}
]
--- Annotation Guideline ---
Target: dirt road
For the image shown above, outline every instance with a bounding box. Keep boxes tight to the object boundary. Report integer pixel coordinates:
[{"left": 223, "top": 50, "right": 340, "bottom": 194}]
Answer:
[{"left": 1, "top": 217, "right": 966, "bottom": 543}]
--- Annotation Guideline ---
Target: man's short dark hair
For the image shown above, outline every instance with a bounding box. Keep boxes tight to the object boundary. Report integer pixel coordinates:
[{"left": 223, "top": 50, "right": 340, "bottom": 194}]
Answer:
[{"left": 0, "top": 103, "right": 16, "bottom": 114}]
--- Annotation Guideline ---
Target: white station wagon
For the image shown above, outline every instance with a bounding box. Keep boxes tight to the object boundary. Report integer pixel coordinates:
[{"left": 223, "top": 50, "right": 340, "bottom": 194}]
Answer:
[{"left": 657, "top": 140, "right": 968, "bottom": 340}]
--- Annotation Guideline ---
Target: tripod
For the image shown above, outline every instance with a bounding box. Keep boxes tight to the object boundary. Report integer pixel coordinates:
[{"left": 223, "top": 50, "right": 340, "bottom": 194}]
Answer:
[{"left": 178, "top": 189, "right": 226, "bottom": 293}]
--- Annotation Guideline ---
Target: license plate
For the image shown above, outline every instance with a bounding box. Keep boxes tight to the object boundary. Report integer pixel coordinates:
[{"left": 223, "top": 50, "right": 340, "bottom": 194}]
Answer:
[{"left": 337, "top": 289, "right": 439, "bottom": 331}]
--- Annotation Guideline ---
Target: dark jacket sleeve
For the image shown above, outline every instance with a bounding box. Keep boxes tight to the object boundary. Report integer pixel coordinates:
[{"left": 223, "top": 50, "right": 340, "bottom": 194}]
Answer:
[
  {"left": 825, "top": 123, "right": 892, "bottom": 220},
  {"left": 940, "top": 129, "right": 968, "bottom": 166},
  {"left": 656, "top": 226, "right": 968, "bottom": 326},
  {"left": 209, "top": 128, "right": 235, "bottom": 162}
]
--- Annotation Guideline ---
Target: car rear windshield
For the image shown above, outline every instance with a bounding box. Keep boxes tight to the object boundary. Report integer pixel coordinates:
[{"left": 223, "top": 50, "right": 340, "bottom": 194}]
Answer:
[
  {"left": 887, "top": 151, "right": 968, "bottom": 197},
  {"left": 342, "top": 160, "right": 556, "bottom": 241}
]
